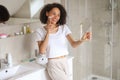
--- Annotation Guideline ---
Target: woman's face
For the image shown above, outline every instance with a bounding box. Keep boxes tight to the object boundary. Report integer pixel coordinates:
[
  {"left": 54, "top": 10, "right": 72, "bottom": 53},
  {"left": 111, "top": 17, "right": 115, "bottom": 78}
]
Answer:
[{"left": 46, "top": 7, "right": 60, "bottom": 24}]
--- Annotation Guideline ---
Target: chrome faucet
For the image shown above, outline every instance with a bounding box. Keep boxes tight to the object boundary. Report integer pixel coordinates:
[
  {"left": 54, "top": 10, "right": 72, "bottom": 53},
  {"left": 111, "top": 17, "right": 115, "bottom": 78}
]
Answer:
[
  {"left": 0, "top": 53, "right": 13, "bottom": 69},
  {"left": 0, "top": 58, "right": 8, "bottom": 69}
]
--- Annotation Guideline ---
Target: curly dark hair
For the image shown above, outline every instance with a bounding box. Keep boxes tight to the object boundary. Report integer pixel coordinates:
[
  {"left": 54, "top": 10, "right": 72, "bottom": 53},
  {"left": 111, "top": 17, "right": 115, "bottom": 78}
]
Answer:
[
  {"left": 0, "top": 5, "right": 10, "bottom": 22},
  {"left": 40, "top": 3, "right": 67, "bottom": 25}
]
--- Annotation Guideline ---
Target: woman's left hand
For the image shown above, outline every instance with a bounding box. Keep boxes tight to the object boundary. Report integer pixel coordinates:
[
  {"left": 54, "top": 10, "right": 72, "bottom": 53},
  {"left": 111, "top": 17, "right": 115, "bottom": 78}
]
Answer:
[{"left": 81, "top": 32, "right": 91, "bottom": 42}]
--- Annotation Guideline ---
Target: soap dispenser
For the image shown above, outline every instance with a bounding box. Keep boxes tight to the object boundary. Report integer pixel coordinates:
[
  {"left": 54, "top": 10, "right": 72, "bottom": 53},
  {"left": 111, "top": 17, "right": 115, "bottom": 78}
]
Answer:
[{"left": 6, "top": 53, "right": 13, "bottom": 67}]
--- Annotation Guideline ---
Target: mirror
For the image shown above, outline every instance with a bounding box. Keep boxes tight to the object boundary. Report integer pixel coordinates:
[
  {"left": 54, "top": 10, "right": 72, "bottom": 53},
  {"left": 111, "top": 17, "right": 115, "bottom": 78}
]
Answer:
[
  {"left": 0, "top": 0, "right": 63, "bottom": 24},
  {"left": 0, "top": 0, "right": 44, "bottom": 24}
]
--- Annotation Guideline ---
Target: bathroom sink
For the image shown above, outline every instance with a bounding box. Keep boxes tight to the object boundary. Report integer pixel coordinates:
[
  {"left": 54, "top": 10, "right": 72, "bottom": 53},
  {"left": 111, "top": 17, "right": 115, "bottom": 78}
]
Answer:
[
  {"left": 0, "top": 65, "right": 33, "bottom": 80},
  {"left": 0, "top": 61, "right": 45, "bottom": 80},
  {"left": 0, "top": 65, "right": 20, "bottom": 80}
]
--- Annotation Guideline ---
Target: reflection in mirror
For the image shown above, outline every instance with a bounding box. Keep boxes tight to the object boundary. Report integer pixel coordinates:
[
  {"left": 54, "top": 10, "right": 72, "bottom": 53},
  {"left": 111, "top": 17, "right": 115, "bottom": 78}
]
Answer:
[{"left": 0, "top": 0, "right": 44, "bottom": 24}]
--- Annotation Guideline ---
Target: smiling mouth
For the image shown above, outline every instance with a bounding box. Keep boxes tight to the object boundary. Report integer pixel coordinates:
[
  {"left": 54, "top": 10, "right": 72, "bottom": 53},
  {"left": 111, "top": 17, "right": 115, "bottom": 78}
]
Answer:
[{"left": 48, "top": 16, "right": 54, "bottom": 19}]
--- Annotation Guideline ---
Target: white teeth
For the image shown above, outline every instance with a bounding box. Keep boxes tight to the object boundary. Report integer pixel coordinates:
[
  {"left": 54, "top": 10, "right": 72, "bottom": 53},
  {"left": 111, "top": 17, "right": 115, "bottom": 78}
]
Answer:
[{"left": 48, "top": 16, "right": 53, "bottom": 19}]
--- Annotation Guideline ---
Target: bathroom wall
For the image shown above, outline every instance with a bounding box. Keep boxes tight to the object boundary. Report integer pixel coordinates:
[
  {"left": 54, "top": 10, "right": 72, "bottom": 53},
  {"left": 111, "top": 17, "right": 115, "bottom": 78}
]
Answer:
[
  {"left": 66, "top": 0, "right": 92, "bottom": 80},
  {"left": 0, "top": 21, "right": 41, "bottom": 65}
]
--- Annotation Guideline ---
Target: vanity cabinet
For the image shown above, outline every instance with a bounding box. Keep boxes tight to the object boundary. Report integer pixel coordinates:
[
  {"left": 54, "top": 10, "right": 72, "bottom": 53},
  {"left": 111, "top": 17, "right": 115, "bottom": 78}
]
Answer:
[{"left": 8, "top": 56, "right": 74, "bottom": 80}]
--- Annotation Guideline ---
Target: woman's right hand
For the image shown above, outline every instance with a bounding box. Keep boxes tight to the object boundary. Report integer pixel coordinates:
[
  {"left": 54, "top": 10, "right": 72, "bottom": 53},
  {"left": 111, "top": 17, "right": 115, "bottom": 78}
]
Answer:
[
  {"left": 46, "top": 16, "right": 58, "bottom": 34},
  {"left": 46, "top": 16, "right": 54, "bottom": 33}
]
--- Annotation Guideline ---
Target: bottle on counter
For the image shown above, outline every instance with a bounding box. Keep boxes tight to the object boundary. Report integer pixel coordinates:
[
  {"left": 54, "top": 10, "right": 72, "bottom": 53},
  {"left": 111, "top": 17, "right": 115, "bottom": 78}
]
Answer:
[
  {"left": 26, "top": 25, "right": 31, "bottom": 34},
  {"left": 6, "top": 53, "right": 13, "bottom": 67},
  {"left": 22, "top": 26, "right": 27, "bottom": 34}
]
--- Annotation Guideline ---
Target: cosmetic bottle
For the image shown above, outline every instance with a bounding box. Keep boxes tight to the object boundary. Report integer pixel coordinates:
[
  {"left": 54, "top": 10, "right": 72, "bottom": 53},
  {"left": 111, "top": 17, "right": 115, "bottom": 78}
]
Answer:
[{"left": 6, "top": 53, "right": 13, "bottom": 67}]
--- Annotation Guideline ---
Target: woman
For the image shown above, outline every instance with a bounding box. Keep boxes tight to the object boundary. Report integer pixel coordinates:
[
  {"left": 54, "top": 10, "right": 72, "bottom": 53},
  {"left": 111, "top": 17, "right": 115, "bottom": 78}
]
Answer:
[
  {"left": 35, "top": 3, "right": 90, "bottom": 80},
  {"left": 0, "top": 5, "right": 10, "bottom": 23}
]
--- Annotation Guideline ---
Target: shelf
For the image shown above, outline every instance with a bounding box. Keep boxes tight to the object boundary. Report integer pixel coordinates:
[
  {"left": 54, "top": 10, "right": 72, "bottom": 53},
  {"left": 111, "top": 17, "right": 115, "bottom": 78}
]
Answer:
[
  {"left": 6, "top": 18, "right": 39, "bottom": 25},
  {"left": 0, "top": 33, "right": 33, "bottom": 41}
]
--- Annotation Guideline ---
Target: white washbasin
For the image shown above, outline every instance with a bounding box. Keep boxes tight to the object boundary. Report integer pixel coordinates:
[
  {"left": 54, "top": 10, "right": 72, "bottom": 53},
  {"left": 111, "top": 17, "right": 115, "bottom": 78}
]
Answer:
[
  {"left": 0, "top": 65, "right": 20, "bottom": 80},
  {"left": 0, "top": 64, "right": 34, "bottom": 80}
]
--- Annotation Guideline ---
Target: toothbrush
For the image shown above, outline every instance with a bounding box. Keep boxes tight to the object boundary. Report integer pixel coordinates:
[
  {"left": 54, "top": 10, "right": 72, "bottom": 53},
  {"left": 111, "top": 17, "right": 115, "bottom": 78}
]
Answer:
[{"left": 48, "top": 16, "right": 54, "bottom": 24}]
